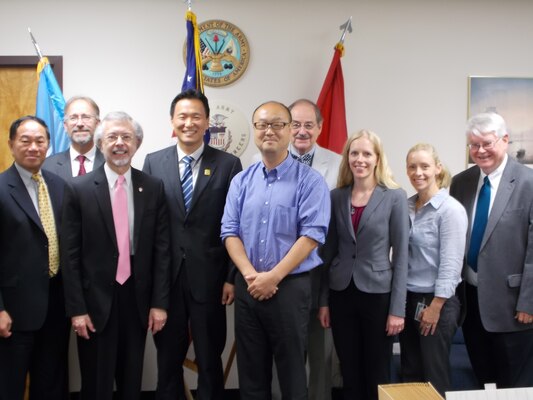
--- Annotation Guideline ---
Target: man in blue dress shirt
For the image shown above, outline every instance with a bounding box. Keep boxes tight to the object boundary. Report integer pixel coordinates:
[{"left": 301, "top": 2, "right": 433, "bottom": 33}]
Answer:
[{"left": 221, "top": 101, "right": 331, "bottom": 400}]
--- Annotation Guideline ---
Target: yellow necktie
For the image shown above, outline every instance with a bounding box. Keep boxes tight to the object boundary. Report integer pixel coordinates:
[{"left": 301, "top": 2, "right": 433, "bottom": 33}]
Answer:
[{"left": 32, "top": 174, "right": 60, "bottom": 277}]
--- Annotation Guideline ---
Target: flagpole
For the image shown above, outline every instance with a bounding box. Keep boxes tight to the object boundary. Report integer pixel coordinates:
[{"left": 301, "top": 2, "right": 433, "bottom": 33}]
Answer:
[
  {"left": 338, "top": 17, "right": 353, "bottom": 45},
  {"left": 28, "top": 28, "right": 44, "bottom": 60}
]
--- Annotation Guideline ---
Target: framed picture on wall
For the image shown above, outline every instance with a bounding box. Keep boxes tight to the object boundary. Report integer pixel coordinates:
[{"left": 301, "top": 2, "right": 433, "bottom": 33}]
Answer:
[{"left": 468, "top": 76, "right": 533, "bottom": 165}]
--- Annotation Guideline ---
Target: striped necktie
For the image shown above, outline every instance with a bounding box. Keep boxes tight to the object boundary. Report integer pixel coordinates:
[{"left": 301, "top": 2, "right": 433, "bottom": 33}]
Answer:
[
  {"left": 181, "top": 155, "right": 194, "bottom": 211},
  {"left": 32, "top": 174, "right": 59, "bottom": 277}
]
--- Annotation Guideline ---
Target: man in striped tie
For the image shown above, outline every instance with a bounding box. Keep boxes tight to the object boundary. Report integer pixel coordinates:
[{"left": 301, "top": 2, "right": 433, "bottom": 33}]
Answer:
[{"left": 143, "top": 89, "right": 242, "bottom": 400}]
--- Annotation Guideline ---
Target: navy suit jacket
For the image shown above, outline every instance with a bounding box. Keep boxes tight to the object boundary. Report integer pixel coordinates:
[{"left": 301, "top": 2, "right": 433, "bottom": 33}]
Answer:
[
  {"left": 143, "top": 145, "right": 242, "bottom": 303},
  {"left": 43, "top": 147, "right": 105, "bottom": 180},
  {"left": 61, "top": 166, "right": 170, "bottom": 331},
  {"left": 0, "top": 164, "right": 65, "bottom": 331}
]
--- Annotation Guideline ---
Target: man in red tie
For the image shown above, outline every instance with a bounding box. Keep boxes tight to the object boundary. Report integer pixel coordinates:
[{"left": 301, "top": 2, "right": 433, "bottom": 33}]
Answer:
[
  {"left": 43, "top": 96, "right": 105, "bottom": 179},
  {"left": 61, "top": 111, "right": 171, "bottom": 400}
]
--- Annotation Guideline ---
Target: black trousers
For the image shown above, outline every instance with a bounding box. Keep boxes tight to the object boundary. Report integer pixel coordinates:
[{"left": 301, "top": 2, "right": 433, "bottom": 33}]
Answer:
[
  {"left": 235, "top": 272, "right": 311, "bottom": 400},
  {"left": 77, "top": 278, "right": 146, "bottom": 400},
  {"left": 463, "top": 283, "right": 533, "bottom": 388},
  {"left": 399, "top": 292, "right": 460, "bottom": 395},
  {"left": 0, "top": 276, "right": 70, "bottom": 400},
  {"left": 153, "top": 264, "right": 226, "bottom": 400},
  {"left": 330, "top": 281, "right": 393, "bottom": 400}
]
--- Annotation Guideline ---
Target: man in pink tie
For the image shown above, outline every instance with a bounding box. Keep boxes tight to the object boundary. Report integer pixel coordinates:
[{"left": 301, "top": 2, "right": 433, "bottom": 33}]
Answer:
[
  {"left": 61, "top": 111, "right": 171, "bottom": 400},
  {"left": 43, "top": 96, "right": 105, "bottom": 180}
]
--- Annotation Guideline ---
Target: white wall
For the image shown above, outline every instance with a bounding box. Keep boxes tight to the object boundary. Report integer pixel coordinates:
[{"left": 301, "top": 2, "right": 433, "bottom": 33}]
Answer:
[{"left": 2, "top": 0, "right": 533, "bottom": 390}]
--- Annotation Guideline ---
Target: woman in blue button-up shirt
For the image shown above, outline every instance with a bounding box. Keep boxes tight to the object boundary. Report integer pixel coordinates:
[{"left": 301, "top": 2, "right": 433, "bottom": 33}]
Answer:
[{"left": 400, "top": 143, "right": 468, "bottom": 395}]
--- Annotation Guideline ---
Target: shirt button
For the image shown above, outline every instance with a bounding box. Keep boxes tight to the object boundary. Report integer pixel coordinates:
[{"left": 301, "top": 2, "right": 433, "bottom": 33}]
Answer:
[
  {"left": 260, "top": 240, "right": 264, "bottom": 243},
  {"left": 265, "top": 201, "right": 269, "bottom": 205},
  {"left": 262, "top": 220, "right": 266, "bottom": 224},
  {"left": 259, "top": 258, "right": 263, "bottom": 262}
]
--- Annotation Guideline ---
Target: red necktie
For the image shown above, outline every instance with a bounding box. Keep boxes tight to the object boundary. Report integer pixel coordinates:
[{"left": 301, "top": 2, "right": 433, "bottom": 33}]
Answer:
[
  {"left": 77, "top": 155, "right": 87, "bottom": 176},
  {"left": 112, "top": 175, "right": 131, "bottom": 284}
]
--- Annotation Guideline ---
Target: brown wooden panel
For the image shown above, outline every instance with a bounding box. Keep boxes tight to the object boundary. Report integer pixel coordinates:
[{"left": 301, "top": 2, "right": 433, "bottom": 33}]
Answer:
[{"left": 0, "top": 56, "right": 63, "bottom": 173}]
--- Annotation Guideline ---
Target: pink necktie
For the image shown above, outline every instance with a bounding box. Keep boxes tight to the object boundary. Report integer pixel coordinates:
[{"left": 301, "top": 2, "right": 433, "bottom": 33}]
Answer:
[
  {"left": 77, "top": 155, "right": 87, "bottom": 176},
  {"left": 112, "top": 175, "right": 131, "bottom": 284}
]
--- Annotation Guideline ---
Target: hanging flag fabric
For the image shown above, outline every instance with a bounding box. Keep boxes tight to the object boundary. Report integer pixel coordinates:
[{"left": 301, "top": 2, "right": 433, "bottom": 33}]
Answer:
[
  {"left": 316, "top": 43, "right": 348, "bottom": 154},
  {"left": 178, "top": 9, "right": 210, "bottom": 143},
  {"left": 182, "top": 10, "right": 204, "bottom": 93},
  {"left": 36, "top": 57, "right": 69, "bottom": 156}
]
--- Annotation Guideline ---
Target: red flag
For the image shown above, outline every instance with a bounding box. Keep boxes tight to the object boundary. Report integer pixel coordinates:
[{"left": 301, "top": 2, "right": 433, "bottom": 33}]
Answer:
[{"left": 316, "top": 43, "right": 347, "bottom": 154}]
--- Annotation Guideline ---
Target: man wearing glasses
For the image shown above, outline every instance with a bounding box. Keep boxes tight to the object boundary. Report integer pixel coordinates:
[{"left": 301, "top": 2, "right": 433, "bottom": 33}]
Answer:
[
  {"left": 61, "top": 112, "right": 170, "bottom": 399},
  {"left": 289, "top": 99, "right": 341, "bottom": 400},
  {"left": 43, "top": 96, "right": 104, "bottom": 179},
  {"left": 221, "top": 101, "right": 331, "bottom": 399},
  {"left": 450, "top": 112, "right": 533, "bottom": 389}
]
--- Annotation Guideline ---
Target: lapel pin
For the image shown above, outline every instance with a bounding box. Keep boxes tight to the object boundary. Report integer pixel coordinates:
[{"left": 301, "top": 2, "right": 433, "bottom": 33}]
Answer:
[
  {"left": 138, "top": 187, "right": 143, "bottom": 192},
  {"left": 204, "top": 169, "right": 211, "bottom": 176}
]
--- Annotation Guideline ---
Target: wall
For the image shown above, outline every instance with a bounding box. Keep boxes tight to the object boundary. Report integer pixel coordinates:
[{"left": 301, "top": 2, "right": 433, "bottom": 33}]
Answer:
[{"left": 1, "top": 0, "right": 533, "bottom": 390}]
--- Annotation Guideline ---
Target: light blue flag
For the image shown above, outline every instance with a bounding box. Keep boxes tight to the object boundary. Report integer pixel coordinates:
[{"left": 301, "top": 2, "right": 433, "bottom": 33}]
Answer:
[{"left": 36, "top": 57, "right": 70, "bottom": 156}]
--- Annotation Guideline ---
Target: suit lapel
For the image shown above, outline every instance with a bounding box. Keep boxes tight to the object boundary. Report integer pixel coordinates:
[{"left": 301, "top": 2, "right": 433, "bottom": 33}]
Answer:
[
  {"left": 338, "top": 186, "right": 355, "bottom": 239},
  {"left": 481, "top": 160, "right": 516, "bottom": 250},
  {"left": 357, "top": 185, "right": 386, "bottom": 236},
  {"left": 313, "top": 147, "right": 329, "bottom": 177},
  {"left": 7, "top": 165, "right": 43, "bottom": 231},
  {"left": 93, "top": 167, "right": 117, "bottom": 247},
  {"left": 131, "top": 169, "right": 145, "bottom": 253},
  {"left": 189, "top": 146, "right": 217, "bottom": 213},
  {"left": 163, "top": 147, "right": 187, "bottom": 214}
]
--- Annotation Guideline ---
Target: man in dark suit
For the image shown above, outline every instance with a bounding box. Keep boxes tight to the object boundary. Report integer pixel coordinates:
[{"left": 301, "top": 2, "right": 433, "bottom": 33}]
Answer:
[
  {"left": 0, "top": 116, "right": 69, "bottom": 399},
  {"left": 143, "top": 89, "right": 242, "bottom": 400},
  {"left": 450, "top": 112, "right": 533, "bottom": 388},
  {"left": 43, "top": 96, "right": 104, "bottom": 179},
  {"left": 61, "top": 111, "right": 170, "bottom": 400}
]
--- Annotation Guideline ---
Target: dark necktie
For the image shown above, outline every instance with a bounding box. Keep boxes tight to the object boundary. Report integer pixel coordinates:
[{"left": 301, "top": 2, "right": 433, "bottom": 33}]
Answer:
[
  {"left": 77, "top": 155, "right": 87, "bottom": 176},
  {"left": 181, "top": 156, "right": 194, "bottom": 211},
  {"left": 467, "top": 176, "right": 491, "bottom": 272},
  {"left": 291, "top": 152, "right": 312, "bottom": 166}
]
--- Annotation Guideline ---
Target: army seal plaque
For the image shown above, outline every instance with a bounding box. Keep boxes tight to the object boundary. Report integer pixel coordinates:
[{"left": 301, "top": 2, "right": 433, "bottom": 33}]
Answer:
[
  {"left": 208, "top": 100, "right": 249, "bottom": 157},
  {"left": 197, "top": 19, "right": 250, "bottom": 87}
]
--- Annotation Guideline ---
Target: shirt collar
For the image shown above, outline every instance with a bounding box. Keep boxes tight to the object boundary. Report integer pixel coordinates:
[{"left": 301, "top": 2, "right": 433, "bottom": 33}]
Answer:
[
  {"left": 177, "top": 143, "right": 204, "bottom": 164},
  {"left": 262, "top": 151, "right": 294, "bottom": 178},
  {"left": 289, "top": 143, "right": 316, "bottom": 159},
  {"left": 480, "top": 153, "right": 508, "bottom": 182},
  {"left": 69, "top": 145, "right": 97, "bottom": 162},
  {"left": 104, "top": 163, "right": 132, "bottom": 189},
  {"left": 14, "top": 162, "right": 38, "bottom": 182}
]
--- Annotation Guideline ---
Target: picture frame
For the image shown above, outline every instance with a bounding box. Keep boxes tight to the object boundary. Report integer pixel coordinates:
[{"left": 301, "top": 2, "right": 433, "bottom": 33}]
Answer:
[{"left": 468, "top": 76, "right": 533, "bottom": 165}]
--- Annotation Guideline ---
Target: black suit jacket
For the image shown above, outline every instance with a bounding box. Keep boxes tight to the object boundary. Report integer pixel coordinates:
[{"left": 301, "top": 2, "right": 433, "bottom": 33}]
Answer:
[
  {"left": 43, "top": 147, "right": 105, "bottom": 180},
  {"left": 61, "top": 166, "right": 170, "bottom": 331},
  {"left": 143, "top": 145, "right": 242, "bottom": 303},
  {"left": 0, "top": 164, "right": 65, "bottom": 331}
]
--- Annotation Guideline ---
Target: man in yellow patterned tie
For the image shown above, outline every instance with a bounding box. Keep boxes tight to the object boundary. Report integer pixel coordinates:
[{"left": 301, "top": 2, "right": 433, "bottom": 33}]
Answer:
[{"left": 0, "top": 116, "right": 70, "bottom": 400}]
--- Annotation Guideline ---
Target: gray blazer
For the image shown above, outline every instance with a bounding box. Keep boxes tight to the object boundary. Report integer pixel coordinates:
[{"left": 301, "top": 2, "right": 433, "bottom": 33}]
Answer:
[
  {"left": 42, "top": 148, "right": 105, "bottom": 180},
  {"left": 320, "top": 184, "right": 409, "bottom": 317},
  {"left": 450, "top": 157, "right": 533, "bottom": 333}
]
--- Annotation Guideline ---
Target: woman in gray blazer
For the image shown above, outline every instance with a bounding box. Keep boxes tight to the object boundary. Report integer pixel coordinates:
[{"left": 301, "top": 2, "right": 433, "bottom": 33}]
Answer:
[{"left": 319, "top": 130, "right": 409, "bottom": 400}]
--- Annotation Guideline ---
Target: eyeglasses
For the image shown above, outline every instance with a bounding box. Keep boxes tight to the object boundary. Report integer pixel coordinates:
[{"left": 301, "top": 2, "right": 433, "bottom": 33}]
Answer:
[
  {"left": 65, "top": 114, "right": 97, "bottom": 124},
  {"left": 103, "top": 134, "right": 134, "bottom": 143},
  {"left": 253, "top": 122, "right": 290, "bottom": 131},
  {"left": 290, "top": 122, "right": 316, "bottom": 130},
  {"left": 467, "top": 137, "right": 501, "bottom": 151}
]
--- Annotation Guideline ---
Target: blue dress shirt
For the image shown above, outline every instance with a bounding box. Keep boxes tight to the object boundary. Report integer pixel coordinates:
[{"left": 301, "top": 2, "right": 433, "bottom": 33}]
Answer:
[
  {"left": 221, "top": 154, "right": 330, "bottom": 274},
  {"left": 407, "top": 189, "right": 467, "bottom": 298}
]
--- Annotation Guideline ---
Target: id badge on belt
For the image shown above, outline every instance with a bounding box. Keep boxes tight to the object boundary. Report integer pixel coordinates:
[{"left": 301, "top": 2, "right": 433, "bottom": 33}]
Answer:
[{"left": 414, "top": 301, "right": 427, "bottom": 322}]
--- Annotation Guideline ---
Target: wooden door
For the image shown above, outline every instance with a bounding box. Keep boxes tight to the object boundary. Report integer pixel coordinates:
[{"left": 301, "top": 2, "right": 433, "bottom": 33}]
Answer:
[{"left": 0, "top": 56, "right": 63, "bottom": 172}]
